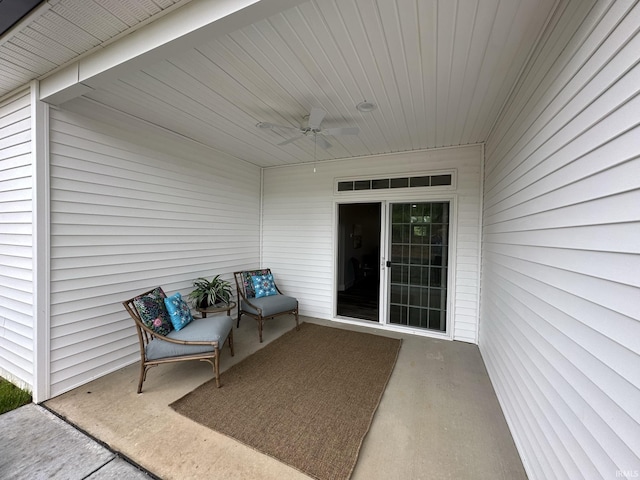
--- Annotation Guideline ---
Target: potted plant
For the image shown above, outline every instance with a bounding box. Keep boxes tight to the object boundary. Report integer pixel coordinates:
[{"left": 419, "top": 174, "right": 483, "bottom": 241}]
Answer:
[{"left": 188, "top": 275, "right": 232, "bottom": 309}]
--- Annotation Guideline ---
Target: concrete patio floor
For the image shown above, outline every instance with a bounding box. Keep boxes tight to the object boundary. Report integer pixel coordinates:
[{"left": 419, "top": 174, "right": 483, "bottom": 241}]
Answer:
[{"left": 44, "top": 316, "right": 527, "bottom": 479}]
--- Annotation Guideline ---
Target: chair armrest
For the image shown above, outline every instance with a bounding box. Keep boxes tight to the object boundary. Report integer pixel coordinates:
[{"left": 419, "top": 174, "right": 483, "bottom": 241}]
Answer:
[
  {"left": 148, "top": 330, "right": 218, "bottom": 347},
  {"left": 239, "top": 294, "right": 262, "bottom": 314}
]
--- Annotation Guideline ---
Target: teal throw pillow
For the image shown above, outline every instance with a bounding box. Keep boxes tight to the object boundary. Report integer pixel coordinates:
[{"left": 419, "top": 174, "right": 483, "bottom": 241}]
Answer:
[
  {"left": 252, "top": 274, "right": 277, "bottom": 298},
  {"left": 164, "top": 292, "right": 194, "bottom": 331},
  {"left": 133, "top": 287, "right": 173, "bottom": 336}
]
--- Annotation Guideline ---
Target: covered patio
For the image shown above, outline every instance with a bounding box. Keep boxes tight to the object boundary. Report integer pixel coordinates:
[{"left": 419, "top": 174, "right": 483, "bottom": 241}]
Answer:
[
  {"left": 0, "top": 1, "right": 638, "bottom": 478},
  {"left": 45, "top": 316, "right": 525, "bottom": 479}
]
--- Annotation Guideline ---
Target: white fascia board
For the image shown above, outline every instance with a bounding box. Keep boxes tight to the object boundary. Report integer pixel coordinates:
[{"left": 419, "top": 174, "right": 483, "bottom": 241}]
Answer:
[
  {"left": 39, "top": 63, "right": 94, "bottom": 105},
  {"left": 39, "top": 0, "right": 306, "bottom": 105}
]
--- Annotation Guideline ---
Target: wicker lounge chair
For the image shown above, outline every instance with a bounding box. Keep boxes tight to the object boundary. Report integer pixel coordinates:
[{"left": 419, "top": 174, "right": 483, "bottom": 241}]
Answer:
[
  {"left": 123, "top": 287, "right": 234, "bottom": 393},
  {"left": 234, "top": 269, "right": 299, "bottom": 342}
]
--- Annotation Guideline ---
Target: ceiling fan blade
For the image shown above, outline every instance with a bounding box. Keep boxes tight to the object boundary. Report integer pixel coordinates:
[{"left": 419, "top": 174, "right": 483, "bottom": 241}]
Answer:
[
  {"left": 315, "top": 135, "right": 332, "bottom": 150},
  {"left": 322, "top": 126, "right": 359, "bottom": 136},
  {"left": 257, "top": 121, "right": 298, "bottom": 131},
  {"left": 307, "top": 107, "right": 326, "bottom": 130},
  {"left": 277, "top": 135, "right": 304, "bottom": 146}
]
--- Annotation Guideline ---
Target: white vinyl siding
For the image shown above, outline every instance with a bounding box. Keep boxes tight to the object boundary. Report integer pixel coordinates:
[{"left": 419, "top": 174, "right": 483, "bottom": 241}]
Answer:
[
  {"left": 48, "top": 102, "right": 261, "bottom": 396},
  {"left": 0, "top": 88, "right": 34, "bottom": 390},
  {"left": 481, "top": 1, "right": 640, "bottom": 479},
  {"left": 262, "top": 144, "right": 482, "bottom": 343}
]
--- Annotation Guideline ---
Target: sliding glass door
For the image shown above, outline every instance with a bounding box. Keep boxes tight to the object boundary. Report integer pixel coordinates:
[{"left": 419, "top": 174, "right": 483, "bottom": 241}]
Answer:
[{"left": 388, "top": 202, "right": 449, "bottom": 332}]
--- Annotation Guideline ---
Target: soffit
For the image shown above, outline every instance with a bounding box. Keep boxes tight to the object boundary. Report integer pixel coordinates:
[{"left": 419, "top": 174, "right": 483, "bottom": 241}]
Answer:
[{"left": 0, "top": 0, "right": 189, "bottom": 94}]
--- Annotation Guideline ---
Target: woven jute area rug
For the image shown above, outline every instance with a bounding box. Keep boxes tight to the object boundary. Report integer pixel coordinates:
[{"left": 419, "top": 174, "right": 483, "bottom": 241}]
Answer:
[{"left": 170, "top": 322, "right": 402, "bottom": 480}]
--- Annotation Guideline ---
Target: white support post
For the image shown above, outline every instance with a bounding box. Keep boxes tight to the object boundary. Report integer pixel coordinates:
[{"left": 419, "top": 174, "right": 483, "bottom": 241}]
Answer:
[{"left": 31, "top": 80, "right": 50, "bottom": 403}]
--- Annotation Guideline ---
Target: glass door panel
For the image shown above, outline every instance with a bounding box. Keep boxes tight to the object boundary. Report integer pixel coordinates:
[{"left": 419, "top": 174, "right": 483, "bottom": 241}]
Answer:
[
  {"left": 388, "top": 202, "right": 449, "bottom": 332},
  {"left": 336, "top": 203, "right": 381, "bottom": 321}
]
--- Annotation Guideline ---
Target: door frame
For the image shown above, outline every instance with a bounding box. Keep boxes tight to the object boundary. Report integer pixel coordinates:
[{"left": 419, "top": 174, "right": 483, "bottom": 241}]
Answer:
[{"left": 333, "top": 193, "right": 457, "bottom": 340}]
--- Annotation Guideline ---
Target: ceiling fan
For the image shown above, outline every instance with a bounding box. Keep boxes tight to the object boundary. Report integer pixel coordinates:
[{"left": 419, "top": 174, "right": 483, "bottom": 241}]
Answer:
[{"left": 256, "top": 107, "right": 359, "bottom": 149}]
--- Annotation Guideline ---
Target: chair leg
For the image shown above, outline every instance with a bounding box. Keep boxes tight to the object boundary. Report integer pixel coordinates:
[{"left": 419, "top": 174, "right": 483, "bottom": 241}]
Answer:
[
  {"left": 137, "top": 363, "right": 145, "bottom": 394},
  {"left": 236, "top": 311, "right": 242, "bottom": 328},
  {"left": 214, "top": 348, "right": 221, "bottom": 388},
  {"left": 258, "top": 317, "right": 264, "bottom": 343},
  {"left": 228, "top": 328, "right": 234, "bottom": 356},
  {"left": 294, "top": 309, "right": 300, "bottom": 331}
]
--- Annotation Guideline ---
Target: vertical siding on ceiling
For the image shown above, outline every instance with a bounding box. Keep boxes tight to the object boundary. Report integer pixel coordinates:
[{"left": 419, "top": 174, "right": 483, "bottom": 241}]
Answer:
[
  {"left": 0, "top": 88, "right": 34, "bottom": 389},
  {"left": 481, "top": 0, "right": 640, "bottom": 478},
  {"left": 262, "top": 144, "right": 482, "bottom": 343},
  {"left": 48, "top": 102, "right": 261, "bottom": 397}
]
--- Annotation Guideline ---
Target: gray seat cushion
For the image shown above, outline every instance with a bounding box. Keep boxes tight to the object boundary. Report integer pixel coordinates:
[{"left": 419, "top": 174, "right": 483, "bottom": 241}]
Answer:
[
  {"left": 241, "top": 295, "right": 297, "bottom": 317},
  {"left": 145, "top": 315, "right": 232, "bottom": 361}
]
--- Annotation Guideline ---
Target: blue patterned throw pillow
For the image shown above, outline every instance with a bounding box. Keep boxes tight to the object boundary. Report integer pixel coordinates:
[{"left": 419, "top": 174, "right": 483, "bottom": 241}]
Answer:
[
  {"left": 164, "top": 292, "right": 194, "bottom": 331},
  {"left": 133, "top": 287, "right": 173, "bottom": 336},
  {"left": 242, "top": 269, "right": 270, "bottom": 298},
  {"left": 252, "top": 274, "right": 277, "bottom": 298}
]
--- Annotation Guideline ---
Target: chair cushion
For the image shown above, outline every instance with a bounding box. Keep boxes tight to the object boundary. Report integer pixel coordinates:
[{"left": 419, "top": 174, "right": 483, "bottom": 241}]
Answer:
[
  {"left": 252, "top": 273, "right": 277, "bottom": 298},
  {"left": 133, "top": 287, "right": 173, "bottom": 336},
  {"left": 242, "top": 269, "right": 270, "bottom": 298},
  {"left": 164, "top": 292, "right": 194, "bottom": 331},
  {"left": 241, "top": 294, "right": 297, "bottom": 317},
  {"left": 145, "top": 316, "right": 233, "bottom": 361}
]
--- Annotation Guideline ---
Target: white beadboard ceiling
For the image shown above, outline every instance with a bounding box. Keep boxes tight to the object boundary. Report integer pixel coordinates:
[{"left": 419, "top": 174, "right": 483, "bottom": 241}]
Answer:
[{"left": 1, "top": 0, "right": 560, "bottom": 167}]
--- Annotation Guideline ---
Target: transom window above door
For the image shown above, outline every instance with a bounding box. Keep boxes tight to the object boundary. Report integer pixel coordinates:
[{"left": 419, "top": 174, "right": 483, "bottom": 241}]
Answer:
[{"left": 336, "top": 171, "right": 455, "bottom": 193}]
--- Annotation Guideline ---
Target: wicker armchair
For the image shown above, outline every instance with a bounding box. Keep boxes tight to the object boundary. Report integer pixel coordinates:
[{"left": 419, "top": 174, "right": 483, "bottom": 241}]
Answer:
[
  {"left": 234, "top": 269, "right": 299, "bottom": 342},
  {"left": 123, "top": 287, "right": 234, "bottom": 393}
]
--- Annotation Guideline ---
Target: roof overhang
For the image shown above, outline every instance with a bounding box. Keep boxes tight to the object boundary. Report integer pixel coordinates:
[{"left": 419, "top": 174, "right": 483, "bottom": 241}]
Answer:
[{"left": 39, "top": 0, "right": 306, "bottom": 105}]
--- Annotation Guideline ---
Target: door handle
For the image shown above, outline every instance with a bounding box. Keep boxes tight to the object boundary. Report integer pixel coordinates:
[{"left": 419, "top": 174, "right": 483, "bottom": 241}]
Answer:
[{"left": 386, "top": 261, "right": 392, "bottom": 268}]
